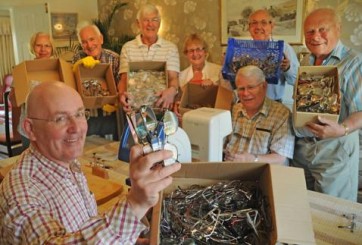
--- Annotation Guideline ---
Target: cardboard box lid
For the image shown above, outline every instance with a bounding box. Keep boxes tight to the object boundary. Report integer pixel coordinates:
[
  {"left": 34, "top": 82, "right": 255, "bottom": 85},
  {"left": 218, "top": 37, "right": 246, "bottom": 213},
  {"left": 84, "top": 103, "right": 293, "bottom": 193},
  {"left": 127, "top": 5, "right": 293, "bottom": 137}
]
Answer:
[
  {"left": 12, "top": 58, "right": 76, "bottom": 106},
  {"left": 166, "top": 163, "right": 315, "bottom": 244},
  {"left": 129, "top": 61, "right": 167, "bottom": 71},
  {"left": 180, "top": 83, "right": 233, "bottom": 111}
]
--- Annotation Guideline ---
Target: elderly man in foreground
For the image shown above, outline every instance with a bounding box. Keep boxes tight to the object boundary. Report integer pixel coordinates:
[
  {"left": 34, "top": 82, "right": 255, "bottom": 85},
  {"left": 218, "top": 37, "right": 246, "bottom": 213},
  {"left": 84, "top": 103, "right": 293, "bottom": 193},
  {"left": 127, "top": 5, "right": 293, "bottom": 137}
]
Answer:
[{"left": 0, "top": 81, "right": 180, "bottom": 244}]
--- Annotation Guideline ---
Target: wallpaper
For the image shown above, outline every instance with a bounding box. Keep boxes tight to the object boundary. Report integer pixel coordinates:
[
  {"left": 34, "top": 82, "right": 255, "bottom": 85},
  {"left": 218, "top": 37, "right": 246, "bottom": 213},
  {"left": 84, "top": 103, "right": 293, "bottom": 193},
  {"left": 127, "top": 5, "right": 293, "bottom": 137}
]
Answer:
[{"left": 98, "top": 0, "right": 361, "bottom": 70}]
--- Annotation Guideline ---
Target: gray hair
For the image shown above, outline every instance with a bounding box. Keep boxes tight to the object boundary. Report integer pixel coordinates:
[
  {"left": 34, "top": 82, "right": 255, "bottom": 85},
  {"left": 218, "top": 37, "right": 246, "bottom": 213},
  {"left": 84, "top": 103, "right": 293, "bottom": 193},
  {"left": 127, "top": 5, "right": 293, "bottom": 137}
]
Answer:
[
  {"left": 236, "top": 65, "right": 266, "bottom": 83},
  {"left": 306, "top": 8, "right": 341, "bottom": 25},
  {"left": 136, "top": 3, "right": 160, "bottom": 21},
  {"left": 76, "top": 21, "right": 101, "bottom": 42},
  {"left": 248, "top": 9, "right": 274, "bottom": 24}
]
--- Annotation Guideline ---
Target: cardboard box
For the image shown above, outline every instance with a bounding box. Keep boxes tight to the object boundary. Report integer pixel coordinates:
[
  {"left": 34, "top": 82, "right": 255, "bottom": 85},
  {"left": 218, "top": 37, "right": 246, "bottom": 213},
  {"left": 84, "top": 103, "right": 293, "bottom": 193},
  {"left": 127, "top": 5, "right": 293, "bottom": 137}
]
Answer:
[
  {"left": 12, "top": 58, "right": 76, "bottom": 106},
  {"left": 127, "top": 61, "right": 167, "bottom": 109},
  {"left": 75, "top": 64, "right": 118, "bottom": 109},
  {"left": 293, "top": 66, "right": 340, "bottom": 128},
  {"left": 179, "top": 83, "right": 233, "bottom": 115},
  {"left": 150, "top": 163, "right": 315, "bottom": 244}
]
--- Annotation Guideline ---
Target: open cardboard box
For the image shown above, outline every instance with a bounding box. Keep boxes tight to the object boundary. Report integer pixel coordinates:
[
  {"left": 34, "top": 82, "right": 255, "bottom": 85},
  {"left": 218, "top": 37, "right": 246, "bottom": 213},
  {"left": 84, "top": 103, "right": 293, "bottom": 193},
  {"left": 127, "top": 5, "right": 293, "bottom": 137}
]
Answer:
[
  {"left": 179, "top": 83, "right": 233, "bottom": 115},
  {"left": 150, "top": 163, "right": 315, "bottom": 244},
  {"left": 127, "top": 61, "right": 167, "bottom": 109},
  {"left": 293, "top": 66, "right": 340, "bottom": 128},
  {"left": 12, "top": 58, "right": 76, "bottom": 106},
  {"left": 74, "top": 64, "right": 118, "bottom": 109}
]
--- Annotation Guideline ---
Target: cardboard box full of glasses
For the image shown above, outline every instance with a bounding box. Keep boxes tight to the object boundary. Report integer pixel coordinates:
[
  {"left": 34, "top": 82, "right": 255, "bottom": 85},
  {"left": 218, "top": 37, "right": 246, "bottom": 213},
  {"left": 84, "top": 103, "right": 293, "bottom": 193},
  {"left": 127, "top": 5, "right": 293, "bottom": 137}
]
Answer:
[
  {"left": 293, "top": 66, "right": 340, "bottom": 128},
  {"left": 150, "top": 162, "right": 315, "bottom": 244}
]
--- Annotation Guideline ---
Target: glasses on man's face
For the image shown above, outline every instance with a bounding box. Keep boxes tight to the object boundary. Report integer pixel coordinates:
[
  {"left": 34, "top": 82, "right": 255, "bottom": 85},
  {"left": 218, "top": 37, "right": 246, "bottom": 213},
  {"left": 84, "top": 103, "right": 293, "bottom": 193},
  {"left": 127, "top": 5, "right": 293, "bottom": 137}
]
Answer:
[
  {"left": 186, "top": 47, "right": 205, "bottom": 54},
  {"left": 141, "top": 17, "right": 160, "bottom": 24},
  {"left": 28, "top": 109, "right": 90, "bottom": 127},
  {"left": 249, "top": 20, "right": 271, "bottom": 27},
  {"left": 236, "top": 82, "right": 263, "bottom": 93}
]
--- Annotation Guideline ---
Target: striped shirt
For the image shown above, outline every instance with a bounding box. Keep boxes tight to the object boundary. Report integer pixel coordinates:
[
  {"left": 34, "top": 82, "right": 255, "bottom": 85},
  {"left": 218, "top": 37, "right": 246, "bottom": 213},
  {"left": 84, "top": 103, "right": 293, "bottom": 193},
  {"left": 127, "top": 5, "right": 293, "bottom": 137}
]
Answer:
[
  {"left": 119, "top": 34, "right": 180, "bottom": 73},
  {"left": 225, "top": 98, "right": 295, "bottom": 162},
  {"left": 73, "top": 49, "right": 120, "bottom": 83},
  {"left": 0, "top": 146, "right": 146, "bottom": 244}
]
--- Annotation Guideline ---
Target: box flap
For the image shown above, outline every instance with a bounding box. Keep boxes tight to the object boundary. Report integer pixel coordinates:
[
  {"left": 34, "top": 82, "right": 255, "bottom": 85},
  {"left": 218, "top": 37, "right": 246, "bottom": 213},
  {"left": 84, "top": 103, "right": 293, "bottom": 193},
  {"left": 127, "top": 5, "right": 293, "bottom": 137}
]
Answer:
[
  {"left": 215, "top": 85, "right": 233, "bottom": 110},
  {"left": 269, "top": 165, "right": 315, "bottom": 244},
  {"left": 12, "top": 59, "right": 76, "bottom": 106},
  {"left": 129, "top": 61, "right": 166, "bottom": 71}
]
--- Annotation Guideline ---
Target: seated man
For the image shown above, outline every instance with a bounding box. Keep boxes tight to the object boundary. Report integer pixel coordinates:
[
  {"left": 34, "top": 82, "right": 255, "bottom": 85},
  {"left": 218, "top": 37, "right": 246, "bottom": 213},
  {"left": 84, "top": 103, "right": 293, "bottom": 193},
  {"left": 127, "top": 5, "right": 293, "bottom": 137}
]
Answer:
[
  {"left": 224, "top": 65, "right": 294, "bottom": 165},
  {"left": 0, "top": 81, "right": 181, "bottom": 244}
]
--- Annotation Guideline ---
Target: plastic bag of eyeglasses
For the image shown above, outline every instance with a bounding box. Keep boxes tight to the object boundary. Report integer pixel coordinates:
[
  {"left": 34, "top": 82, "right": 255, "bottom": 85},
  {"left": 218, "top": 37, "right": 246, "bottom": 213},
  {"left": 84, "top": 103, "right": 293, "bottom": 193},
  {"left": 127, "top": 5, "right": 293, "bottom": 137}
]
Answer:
[
  {"left": 127, "top": 70, "right": 167, "bottom": 110},
  {"left": 159, "top": 180, "right": 272, "bottom": 245},
  {"left": 222, "top": 38, "right": 284, "bottom": 86}
]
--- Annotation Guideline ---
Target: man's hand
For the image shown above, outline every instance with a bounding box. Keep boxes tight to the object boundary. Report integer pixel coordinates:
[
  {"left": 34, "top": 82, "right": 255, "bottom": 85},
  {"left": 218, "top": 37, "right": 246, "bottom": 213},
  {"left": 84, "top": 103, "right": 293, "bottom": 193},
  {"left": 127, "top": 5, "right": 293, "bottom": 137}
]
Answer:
[
  {"left": 127, "top": 145, "right": 181, "bottom": 219},
  {"left": 224, "top": 151, "right": 255, "bottom": 162},
  {"left": 306, "top": 116, "right": 345, "bottom": 139},
  {"left": 155, "top": 87, "right": 177, "bottom": 109},
  {"left": 280, "top": 54, "right": 290, "bottom": 72},
  {"left": 119, "top": 92, "right": 132, "bottom": 112}
]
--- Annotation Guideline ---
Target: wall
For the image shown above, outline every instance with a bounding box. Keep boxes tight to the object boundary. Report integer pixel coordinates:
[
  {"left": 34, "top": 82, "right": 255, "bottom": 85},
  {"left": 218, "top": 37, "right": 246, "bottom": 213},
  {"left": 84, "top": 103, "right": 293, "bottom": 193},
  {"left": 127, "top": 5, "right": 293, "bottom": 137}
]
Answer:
[{"left": 98, "top": 0, "right": 361, "bottom": 71}]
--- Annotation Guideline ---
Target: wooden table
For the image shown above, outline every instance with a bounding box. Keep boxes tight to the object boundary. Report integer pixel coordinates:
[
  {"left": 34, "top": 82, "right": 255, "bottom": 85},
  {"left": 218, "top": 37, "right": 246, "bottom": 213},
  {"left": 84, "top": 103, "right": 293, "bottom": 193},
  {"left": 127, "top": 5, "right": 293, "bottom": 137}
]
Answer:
[{"left": 1, "top": 137, "right": 362, "bottom": 244}]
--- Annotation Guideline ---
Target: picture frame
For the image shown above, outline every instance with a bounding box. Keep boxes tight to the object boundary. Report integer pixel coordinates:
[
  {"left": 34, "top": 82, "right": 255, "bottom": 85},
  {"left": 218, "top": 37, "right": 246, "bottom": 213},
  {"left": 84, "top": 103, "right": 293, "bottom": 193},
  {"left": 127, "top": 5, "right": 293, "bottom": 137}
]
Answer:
[
  {"left": 51, "top": 13, "right": 78, "bottom": 40},
  {"left": 220, "top": 0, "right": 305, "bottom": 45}
]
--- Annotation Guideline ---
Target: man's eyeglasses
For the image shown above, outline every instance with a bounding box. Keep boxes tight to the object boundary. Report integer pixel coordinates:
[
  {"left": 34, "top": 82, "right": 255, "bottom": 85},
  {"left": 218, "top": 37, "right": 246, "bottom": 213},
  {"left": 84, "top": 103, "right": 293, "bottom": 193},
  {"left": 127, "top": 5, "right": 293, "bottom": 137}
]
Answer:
[
  {"left": 249, "top": 20, "right": 272, "bottom": 27},
  {"left": 28, "top": 110, "right": 90, "bottom": 127},
  {"left": 141, "top": 17, "right": 160, "bottom": 24},
  {"left": 236, "top": 82, "right": 264, "bottom": 93},
  {"left": 186, "top": 47, "right": 205, "bottom": 54}
]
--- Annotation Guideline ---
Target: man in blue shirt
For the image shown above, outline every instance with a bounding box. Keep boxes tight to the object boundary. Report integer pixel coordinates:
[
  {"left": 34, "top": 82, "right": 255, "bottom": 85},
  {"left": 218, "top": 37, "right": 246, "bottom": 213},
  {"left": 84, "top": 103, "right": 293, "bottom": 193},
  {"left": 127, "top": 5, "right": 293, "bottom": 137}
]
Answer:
[
  {"left": 248, "top": 9, "right": 299, "bottom": 102},
  {"left": 291, "top": 8, "right": 362, "bottom": 201}
]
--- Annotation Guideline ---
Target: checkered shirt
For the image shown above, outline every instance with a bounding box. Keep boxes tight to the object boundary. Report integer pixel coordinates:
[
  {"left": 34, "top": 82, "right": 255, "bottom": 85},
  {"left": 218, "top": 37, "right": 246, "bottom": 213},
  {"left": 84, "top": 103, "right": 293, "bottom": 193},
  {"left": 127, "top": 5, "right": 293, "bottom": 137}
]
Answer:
[
  {"left": 0, "top": 146, "right": 146, "bottom": 244},
  {"left": 225, "top": 98, "right": 295, "bottom": 160}
]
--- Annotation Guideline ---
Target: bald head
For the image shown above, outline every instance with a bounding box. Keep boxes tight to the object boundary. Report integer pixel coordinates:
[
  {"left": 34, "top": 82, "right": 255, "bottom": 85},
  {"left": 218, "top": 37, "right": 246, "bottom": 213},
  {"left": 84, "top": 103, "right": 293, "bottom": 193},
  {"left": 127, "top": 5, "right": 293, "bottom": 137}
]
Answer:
[
  {"left": 26, "top": 81, "right": 81, "bottom": 118},
  {"left": 24, "top": 81, "right": 87, "bottom": 166}
]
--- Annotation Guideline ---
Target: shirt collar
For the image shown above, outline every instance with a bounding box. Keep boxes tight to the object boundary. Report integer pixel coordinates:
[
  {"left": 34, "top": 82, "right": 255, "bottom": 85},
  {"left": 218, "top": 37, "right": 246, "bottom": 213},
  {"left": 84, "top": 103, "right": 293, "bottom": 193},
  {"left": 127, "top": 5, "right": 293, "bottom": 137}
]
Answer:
[
  {"left": 29, "top": 145, "right": 80, "bottom": 179},
  {"left": 236, "top": 97, "right": 270, "bottom": 119},
  {"left": 136, "top": 34, "right": 162, "bottom": 47},
  {"left": 309, "top": 40, "right": 345, "bottom": 64}
]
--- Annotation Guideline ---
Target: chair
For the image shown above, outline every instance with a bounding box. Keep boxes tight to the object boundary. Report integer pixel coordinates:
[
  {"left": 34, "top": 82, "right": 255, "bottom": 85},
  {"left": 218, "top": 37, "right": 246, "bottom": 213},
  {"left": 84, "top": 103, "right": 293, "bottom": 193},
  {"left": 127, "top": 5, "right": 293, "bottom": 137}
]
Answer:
[{"left": 0, "top": 90, "right": 23, "bottom": 157}]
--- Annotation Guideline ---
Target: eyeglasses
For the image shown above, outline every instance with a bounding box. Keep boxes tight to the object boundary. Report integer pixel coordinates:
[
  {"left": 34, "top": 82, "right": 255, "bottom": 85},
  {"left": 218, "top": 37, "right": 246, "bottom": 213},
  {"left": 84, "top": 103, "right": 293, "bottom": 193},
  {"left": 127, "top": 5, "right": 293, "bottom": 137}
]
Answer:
[
  {"left": 236, "top": 82, "right": 264, "bottom": 93},
  {"left": 28, "top": 109, "right": 90, "bottom": 127},
  {"left": 305, "top": 27, "right": 330, "bottom": 37},
  {"left": 141, "top": 17, "right": 160, "bottom": 24},
  {"left": 249, "top": 20, "right": 272, "bottom": 27},
  {"left": 186, "top": 47, "right": 205, "bottom": 54},
  {"left": 35, "top": 44, "right": 52, "bottom": 49}
]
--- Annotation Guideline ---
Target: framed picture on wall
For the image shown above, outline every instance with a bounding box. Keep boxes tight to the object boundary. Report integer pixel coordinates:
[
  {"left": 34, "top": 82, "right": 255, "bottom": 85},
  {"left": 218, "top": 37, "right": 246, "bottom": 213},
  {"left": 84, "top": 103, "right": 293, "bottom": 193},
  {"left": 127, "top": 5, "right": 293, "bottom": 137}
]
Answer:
[
  {"left": 51, "top": 13, "right": 78, "bottom": 40},
  {"left": 221, "top": 0, "right": 305, "bottom": 45}
]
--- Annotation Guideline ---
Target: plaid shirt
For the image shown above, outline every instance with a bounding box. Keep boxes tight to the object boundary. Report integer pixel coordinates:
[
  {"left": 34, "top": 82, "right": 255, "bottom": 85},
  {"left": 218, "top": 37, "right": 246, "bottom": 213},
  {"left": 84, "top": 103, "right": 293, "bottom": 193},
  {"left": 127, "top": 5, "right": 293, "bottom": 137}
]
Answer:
[
  {"left": 225, "top": 98, "right": 295, "bottom": 161},
  {"left": 0, "top": 146, "right": 146, "bottom": 244}
]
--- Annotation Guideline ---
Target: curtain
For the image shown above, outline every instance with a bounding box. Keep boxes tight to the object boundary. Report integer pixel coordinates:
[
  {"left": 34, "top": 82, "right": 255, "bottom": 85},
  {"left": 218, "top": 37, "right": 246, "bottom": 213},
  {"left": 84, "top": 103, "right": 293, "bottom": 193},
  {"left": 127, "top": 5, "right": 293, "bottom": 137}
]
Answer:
[{"left": 0, "top": 17, "right": 15, "bottom": 83}]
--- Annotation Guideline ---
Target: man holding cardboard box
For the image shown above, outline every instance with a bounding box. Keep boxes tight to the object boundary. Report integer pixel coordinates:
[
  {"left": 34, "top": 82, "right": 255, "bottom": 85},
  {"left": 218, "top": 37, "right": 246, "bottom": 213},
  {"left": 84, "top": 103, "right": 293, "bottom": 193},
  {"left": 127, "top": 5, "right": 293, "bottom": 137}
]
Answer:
[
  {"left": 118, "top": 3, "right": 180, "bottom": 112},
  {"left": 73, "top": 23, "right": 120, "bottom": 141},
  {"left": 291, "top": 8, "right": 362, "bottom": 201}
]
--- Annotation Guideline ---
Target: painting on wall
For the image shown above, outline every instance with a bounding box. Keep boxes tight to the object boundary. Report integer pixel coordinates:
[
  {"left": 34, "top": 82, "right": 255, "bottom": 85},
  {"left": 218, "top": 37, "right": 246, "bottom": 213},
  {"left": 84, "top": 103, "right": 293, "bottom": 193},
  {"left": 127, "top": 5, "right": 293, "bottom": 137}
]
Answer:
[
  {"left": 221, "top": 0, "right": 305, "bottom": 45},
  {"left": 51, "top": 13, "right": 78, "bottom": 40}
]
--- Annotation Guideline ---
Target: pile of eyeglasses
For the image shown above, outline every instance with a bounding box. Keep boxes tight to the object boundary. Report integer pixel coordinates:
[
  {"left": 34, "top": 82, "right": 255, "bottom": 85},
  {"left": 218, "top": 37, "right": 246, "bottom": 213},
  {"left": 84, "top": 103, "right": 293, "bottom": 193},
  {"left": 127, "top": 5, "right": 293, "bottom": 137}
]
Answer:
[
  {"left": 82, "top": 79, "right": 110, "bottom": 97},
  {"left": 296, "top": 73, "right": 339, "bottom": 114},
  {"left": 160, "top": 180, "right": 271, "bottom": 244},
  {"left": 126, "top": 106, "right": 179, "bottom": 166}
]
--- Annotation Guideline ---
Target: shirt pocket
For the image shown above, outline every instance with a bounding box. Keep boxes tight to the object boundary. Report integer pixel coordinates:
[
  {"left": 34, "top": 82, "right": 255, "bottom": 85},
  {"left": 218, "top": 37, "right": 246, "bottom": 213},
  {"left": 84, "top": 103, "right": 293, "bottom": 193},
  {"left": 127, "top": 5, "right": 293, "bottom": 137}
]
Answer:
[{"left": 253, "top": 129, "right": 272, "bottom": 154}]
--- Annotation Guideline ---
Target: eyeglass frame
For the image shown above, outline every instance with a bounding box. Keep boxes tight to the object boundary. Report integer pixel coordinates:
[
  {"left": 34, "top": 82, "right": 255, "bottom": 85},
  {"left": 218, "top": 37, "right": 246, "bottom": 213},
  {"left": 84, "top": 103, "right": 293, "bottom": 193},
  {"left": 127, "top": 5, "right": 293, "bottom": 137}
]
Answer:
[
  {"left": 186, "top": 47, "right": 205, "bottom": 54},
  {"left": 236, "top": 82, "right": 264, "bottom": 93},
  {"left": 28, "top": 109, "right": 90, "bottom": 126},
  {"left": 249, "top": 20, "right": 272, "bottom": 27},
  {"left": 140, "top": 17, "right": 160, "bottom": 24}
]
